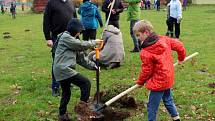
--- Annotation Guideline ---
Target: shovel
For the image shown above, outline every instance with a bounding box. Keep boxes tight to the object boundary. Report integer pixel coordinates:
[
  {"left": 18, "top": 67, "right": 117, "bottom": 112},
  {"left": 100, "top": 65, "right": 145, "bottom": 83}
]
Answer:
[
  {"left": 92, "top": 0, "right": 116, "bottom": 109},
  {"left": 94, "top": 52, "right": 199, "bottom": 112},
  {"left": 93, "top": 40, "right": 104, "bottom": 108}
]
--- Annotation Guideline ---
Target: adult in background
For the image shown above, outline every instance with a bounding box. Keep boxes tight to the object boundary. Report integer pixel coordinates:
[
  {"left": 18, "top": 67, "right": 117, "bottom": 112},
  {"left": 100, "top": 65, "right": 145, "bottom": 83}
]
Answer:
[
  {"left": 102, "top": 0, "right": 124, "bottom": 28},
  {"left": 182, "top": 0, "right": 187, "bottom": 11},
  {"left": 146, "top": 0, "right": 151, "bottom": 10},
  {"left": 168, "top": 0, "right": 182, "bottom": 38},
  {"left": 43, "top": 0, "right": 77, "bottom": 96},
  {"left": 1, "top": 4, "right": 4, "bottom": 14},
  {"left": 78, "top": 0, "right": 103, "bottom": 41},
  {"left": 165, "top": 1, "right": 171, "bottom": 37},
  {"left": 22, "top": 3, "right": 24, "bottom": 11},
  {"left": 10, "top": 3, "right": 16, "bottom": 19},
  {"left": 124, "top": 0, "right": 141, "bottom": 52},
  {"left": 156, "top": 0, "right": 160, "bottom": 11}
]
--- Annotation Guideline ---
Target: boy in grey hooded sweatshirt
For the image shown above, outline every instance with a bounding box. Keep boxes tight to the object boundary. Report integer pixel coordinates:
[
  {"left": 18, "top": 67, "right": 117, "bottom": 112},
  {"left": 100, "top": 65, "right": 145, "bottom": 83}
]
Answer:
[{"left": 52, "top": 18, "right": 102, "bottom": 121}]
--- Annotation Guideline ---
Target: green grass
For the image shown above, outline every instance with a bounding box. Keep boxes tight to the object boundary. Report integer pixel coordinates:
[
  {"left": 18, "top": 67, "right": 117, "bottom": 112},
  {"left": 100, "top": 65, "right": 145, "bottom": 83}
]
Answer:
[{"left": 0, "top": 5, "right": 215, "bottom": 121}]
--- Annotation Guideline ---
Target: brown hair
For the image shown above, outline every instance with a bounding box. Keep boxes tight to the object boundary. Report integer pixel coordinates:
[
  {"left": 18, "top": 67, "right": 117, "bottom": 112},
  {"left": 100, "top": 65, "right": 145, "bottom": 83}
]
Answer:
[{"left": 133, "top": 20, "right": 154, "bottom": 34}]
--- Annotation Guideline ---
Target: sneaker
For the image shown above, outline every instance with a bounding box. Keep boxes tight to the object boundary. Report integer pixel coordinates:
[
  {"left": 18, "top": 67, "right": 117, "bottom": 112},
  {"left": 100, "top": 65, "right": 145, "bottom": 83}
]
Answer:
[
  {"left": 170, "top": 33, "right": 174, "bottom": 38},
  {"left": 166, "top": 32, "right": 170, "bottom": 36},
  {"left": 173, "top": 119, "right": 180, "bottom": 121},
  {"left": 58, "top": 113, "right": 70, "bottom": 121},
  {"left": 172, "top": 115, "right": 180, "bottom": 121},
  {"left": 52, "top": 87, "right": 60, "bottom": 97}
]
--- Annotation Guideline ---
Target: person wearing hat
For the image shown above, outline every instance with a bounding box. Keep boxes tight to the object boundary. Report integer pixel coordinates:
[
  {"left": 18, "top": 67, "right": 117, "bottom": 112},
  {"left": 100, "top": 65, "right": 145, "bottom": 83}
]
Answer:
[
  {"left": 52, "top": 18, "right": 102, "bottom": 121},
  {"left": 43, "top": 0, "right": 77, "bottom": 97}
]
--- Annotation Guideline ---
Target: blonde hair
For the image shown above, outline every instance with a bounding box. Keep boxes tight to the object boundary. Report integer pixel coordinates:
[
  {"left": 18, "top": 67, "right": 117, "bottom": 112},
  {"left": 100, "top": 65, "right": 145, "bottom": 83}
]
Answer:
[{"left": 133, "top": 20, "right": 154, "bottom": 34}]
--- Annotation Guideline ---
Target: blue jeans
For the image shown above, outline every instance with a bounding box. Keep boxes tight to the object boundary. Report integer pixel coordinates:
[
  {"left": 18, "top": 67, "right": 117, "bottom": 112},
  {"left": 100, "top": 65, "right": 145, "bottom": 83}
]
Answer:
[
  {"left": 130, "top": 20, "right": 139, "bottom": 49},
  {"left": 51, "top": 35, "right": 60, "bottom": 90},
  {"left": 147, "top": 89, "right": 179, "bottom": 121}
]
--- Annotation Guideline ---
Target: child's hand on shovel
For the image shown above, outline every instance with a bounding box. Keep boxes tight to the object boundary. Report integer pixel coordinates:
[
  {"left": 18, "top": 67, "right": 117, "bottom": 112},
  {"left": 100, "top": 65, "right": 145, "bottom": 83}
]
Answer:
[
  {"left": 95, "top": 39, "right": 104, "bottom": 49},
  {"left": 136, "top": 84, "right": 144, "bottom": 88},
  {"left": 178, "top": 60, "right": 183, "bottom": 65},
  {"left": 94, "top": 65, "right": 101, "bottom": 72}
]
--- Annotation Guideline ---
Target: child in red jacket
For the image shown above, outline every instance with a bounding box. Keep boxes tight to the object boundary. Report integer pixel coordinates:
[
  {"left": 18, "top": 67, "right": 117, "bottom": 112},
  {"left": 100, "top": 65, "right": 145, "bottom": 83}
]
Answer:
[{"left": 133, "top": 20, "right": 186, "bottom": 121}]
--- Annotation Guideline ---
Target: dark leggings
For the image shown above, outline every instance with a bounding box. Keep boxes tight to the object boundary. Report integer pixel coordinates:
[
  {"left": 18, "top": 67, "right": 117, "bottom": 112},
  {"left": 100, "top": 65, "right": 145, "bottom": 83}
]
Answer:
[
  {"left": 82, "top": 29, "right": 97, "bottom": 41},
  {"left": 168, "top": 17, "right": 180, "bottom": 38},
  {"left": 59, "top": 73, "right": 91, "bottom": 115}
]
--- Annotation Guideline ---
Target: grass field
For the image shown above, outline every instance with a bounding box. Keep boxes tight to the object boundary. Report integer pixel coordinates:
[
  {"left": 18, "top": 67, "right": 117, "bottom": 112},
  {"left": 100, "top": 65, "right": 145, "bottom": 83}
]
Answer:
[{"left": 0, "top": 5, "right": 215, "bottom": 121}]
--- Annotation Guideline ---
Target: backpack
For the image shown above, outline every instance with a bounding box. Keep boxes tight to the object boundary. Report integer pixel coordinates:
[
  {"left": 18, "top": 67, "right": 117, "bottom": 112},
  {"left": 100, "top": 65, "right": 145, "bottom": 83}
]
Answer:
[{"left": 51, "top": 33, "right": 64, "bottom": 54}]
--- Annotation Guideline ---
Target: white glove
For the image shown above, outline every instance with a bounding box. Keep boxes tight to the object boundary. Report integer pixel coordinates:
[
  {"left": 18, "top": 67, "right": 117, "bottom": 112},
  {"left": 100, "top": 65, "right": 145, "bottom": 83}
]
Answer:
[
  {"left": 94, "top": 65, "right": 101, "bottom": 72},
  {"left": 177, "top": 17, "right": 182, "bottom": 23}
]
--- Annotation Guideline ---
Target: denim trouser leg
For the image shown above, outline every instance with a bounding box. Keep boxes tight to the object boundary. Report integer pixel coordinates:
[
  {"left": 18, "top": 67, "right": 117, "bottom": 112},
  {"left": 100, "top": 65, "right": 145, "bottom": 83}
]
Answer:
[
  {"left": 130, "top": 20, "right": 139, "bottom": 49},
  {"left": 162, "top": 89, "right": 179, "bottom": 117},
  {"left": 51, "top": 35, "right": 60, "bottom": 90},
  {"left": 147, "top": 90, "right": 163, "bottom": 121},
  {"left": 147, "top": 89, "right": 179, "bottom": 121}
]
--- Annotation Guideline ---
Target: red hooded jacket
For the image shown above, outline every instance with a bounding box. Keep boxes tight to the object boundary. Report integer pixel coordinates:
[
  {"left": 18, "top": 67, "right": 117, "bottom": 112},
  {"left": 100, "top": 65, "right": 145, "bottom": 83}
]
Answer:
[{"left": 136, "top": 36, "right": 186, "bottom": 91}]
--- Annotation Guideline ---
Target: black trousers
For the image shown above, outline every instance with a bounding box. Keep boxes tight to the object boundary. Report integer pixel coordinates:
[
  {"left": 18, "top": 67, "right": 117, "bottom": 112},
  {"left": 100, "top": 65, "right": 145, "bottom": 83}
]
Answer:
[
  {"left": 108, "top": 20, "right": 119, "bottom": 29},
  {"left": 168, "top": 17, "right": 181, "bottom": 38},
  {"left": 82, "top": 29, "right": 97, "bottom": 41},
  {"left": 59, "top": 73, "right": 91, "bottom": 115}
]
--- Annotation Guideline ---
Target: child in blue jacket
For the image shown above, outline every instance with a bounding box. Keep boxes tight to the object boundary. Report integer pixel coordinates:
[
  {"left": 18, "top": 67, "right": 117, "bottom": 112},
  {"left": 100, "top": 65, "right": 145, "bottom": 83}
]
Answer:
[{"left": 78, "top": 0, "right": 103, "bottom": 41}]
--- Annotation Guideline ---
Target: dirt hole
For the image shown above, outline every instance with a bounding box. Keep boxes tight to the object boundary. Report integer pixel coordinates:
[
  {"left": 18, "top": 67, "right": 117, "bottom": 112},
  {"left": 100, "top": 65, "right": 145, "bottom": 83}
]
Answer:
[
  {"left": 3, "top": 35, "right": 12, "bottom": 39},
  {"left": 74, "top": 84, "right": 146, "bottom": 121}
]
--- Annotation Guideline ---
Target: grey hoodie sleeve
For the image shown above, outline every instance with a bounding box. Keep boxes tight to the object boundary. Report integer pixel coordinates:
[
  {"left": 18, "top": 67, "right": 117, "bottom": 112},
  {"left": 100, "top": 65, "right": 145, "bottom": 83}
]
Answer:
[
  {"left": 76, "top": 52, "right": 96, "bottom": 70},
  {"left": 63, "top": 35, "right": 97, "bottom": 51}
]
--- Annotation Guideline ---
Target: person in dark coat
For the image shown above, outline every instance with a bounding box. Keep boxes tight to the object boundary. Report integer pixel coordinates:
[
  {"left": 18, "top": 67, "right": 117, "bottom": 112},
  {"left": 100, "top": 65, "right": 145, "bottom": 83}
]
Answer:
[
  {"left": 43, "top": 0, "right": 77, "bottom": 97},
  {"left": 1, "top": 4, "right": 4, "bottom": 14},
  {"left": 102, "top": 0, "right": 124, "bottom": 28},
  {"left": 156, "top": 0, "right": 160, "bottom": 11},
  {"left": 10, "top": 3, "right": 16, "bottom": 19}
]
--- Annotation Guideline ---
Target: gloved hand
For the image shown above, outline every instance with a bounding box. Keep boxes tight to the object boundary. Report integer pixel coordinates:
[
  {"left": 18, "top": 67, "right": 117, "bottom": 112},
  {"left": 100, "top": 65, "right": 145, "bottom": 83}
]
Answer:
[
  {"left": 94, "top": 65, "right": 101, "bottom": 72},
  {"left": 95, "top": 39, "right": 104, "bottom": 49},
  {"left": 177, "top": 17, "right": 182, "bottom": 23}
]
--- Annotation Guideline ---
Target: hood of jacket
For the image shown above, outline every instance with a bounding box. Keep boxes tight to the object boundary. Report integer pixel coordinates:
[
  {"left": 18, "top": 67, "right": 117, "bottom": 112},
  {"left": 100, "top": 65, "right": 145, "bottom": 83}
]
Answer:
[
  {"left": 143, "top": 36, "right": 168, "bottom": 55},
  {"left": 104, "top": 25, "right": 120, "bottom": 35},
  {"left": 81, "top": 1, "right": 95, "bottom": 11}
]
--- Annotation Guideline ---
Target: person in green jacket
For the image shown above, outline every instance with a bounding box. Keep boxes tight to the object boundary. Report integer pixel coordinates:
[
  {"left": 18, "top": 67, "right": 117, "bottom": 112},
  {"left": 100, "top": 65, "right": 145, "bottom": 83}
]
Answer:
[
  {"left": 52, "top": 18, "right": 102, "bottom": 121},
  {"left": 124, "top": 0, "right": 141, "bottom": 52}
]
